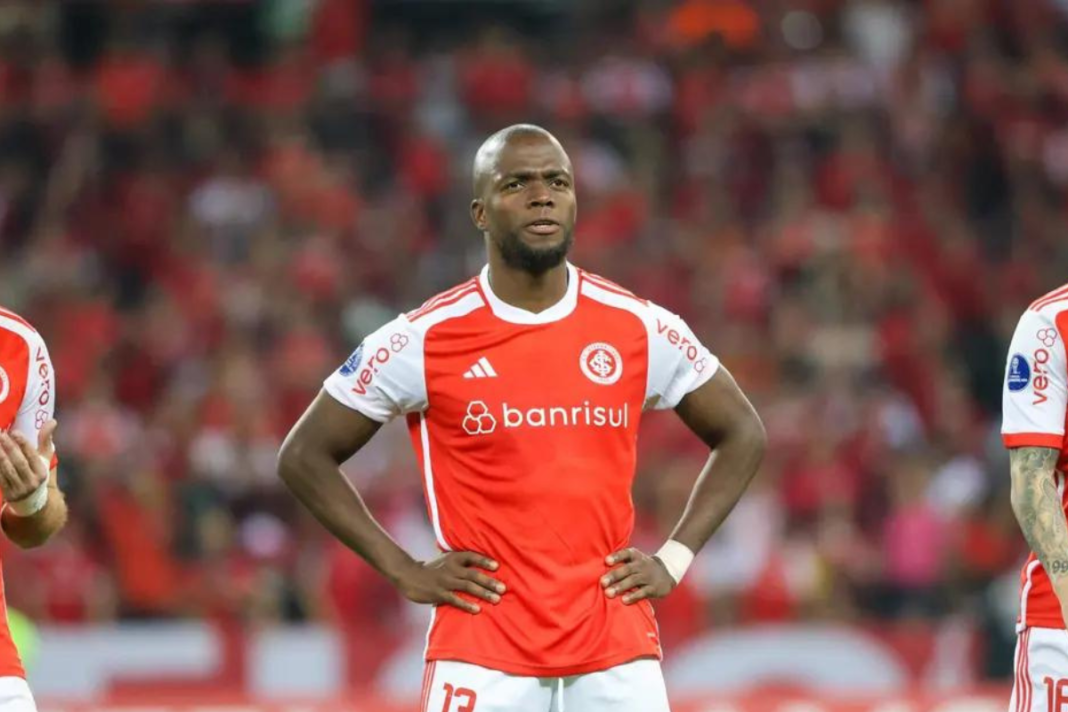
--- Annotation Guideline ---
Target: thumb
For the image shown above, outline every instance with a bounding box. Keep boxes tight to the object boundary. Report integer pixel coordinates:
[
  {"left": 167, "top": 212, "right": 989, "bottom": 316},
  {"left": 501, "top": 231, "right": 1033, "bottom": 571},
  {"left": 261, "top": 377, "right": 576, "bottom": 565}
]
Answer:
[{"left": 37, "top": 419, "right": 57, "bottom": 457}]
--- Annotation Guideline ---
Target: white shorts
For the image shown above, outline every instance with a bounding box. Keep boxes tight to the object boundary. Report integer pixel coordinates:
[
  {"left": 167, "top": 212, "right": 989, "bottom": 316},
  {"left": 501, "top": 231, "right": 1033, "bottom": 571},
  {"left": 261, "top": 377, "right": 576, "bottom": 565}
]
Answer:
[
  {"left": 0, "top": 678, "right": 35, "bottom": 712},
  {"left": 420, "top": 658, "right": 670, "bottom": 712},
  {"left": 1010, "top": 627, "right": 1068, "bottom": 712}
]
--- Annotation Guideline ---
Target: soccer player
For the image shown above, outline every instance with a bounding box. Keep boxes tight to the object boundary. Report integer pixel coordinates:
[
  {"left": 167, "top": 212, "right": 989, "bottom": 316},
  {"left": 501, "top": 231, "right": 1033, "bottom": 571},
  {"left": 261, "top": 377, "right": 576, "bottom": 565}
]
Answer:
[
  {"left": 278, "top": 124, "right": 766, "bottom": 711},
  {"left": 0, "top": 306, "right": 67, "bottom": 710},
  {"left": 1003, "top": 284, "right": 1068, "bottom": 712}
]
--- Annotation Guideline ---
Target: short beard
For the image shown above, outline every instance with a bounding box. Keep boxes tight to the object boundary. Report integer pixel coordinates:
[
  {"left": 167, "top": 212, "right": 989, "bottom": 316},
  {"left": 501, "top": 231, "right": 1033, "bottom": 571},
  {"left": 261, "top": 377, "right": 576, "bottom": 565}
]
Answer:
[{"left": 494, "top": 228, "right": 573, "bottom": 275}]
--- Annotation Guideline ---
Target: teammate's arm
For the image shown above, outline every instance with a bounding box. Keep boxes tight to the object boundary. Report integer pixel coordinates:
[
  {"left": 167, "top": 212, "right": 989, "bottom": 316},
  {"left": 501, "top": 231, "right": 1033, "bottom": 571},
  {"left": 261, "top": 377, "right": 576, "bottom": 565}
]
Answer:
[
  {"left": 1002, "top": 305, "right": 1068, "bottom": 624},
  {"left": 603, "top": 366, "right": 765, "bottom": 603},
  {"left": 0, "top": 421, "right": 68, "bottom": 549},
  {"left": 1009, "top": 446, "right": 1068, "bottom": 621},
  {"left": 277, "top": 392, "right": 506, "bottom": 614}
]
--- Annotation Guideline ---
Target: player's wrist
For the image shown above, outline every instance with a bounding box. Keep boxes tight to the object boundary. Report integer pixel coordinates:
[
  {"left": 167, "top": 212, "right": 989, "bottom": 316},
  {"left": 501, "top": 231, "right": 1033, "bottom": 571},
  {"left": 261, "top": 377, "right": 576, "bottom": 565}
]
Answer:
[
  {"left": 654, "top": 539, "right": 695, "bottom": 585},
  {"left": 7, "top": 481, "right": 49, "bottom": 518},
  {"left": 383, "top": 551, "right": 422, "bottom": 589}
]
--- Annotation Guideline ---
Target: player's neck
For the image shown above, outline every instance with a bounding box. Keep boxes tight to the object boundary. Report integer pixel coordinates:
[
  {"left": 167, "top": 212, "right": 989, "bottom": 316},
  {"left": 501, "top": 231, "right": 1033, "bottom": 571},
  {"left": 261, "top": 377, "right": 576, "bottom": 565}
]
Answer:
[{"left": 485, "top": 256, "right": 569, "bottom": 315}]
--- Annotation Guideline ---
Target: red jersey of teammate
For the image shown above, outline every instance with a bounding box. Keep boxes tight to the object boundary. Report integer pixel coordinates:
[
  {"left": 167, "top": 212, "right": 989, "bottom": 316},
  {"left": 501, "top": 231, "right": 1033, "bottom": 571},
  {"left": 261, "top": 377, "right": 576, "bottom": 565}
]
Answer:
[
  {"left": 0, "top": 306, "right": 57, "bottom": 678},
  {"left": 325, "top": 264, "right": 718, "bottom": 676},
  {"left": 1003, "top": 283, "right": 1068, "bottom": 630}
]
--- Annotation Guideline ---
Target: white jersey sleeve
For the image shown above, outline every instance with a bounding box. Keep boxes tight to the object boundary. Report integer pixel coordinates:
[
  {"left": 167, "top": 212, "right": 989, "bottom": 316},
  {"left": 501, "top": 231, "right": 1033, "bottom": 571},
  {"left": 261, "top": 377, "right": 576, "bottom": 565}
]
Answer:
[
  {"left": 1002, "top": 307, "right": 1068, "bottom": 450},
  {"left": 323, "top": 315, "right": 427, "bottom": 423},
  {"left": 11, "top": 330, "right": 56, "bottom": 455},
  {"left": 644, "top": 302, "right": 720, "bottom": 410}
]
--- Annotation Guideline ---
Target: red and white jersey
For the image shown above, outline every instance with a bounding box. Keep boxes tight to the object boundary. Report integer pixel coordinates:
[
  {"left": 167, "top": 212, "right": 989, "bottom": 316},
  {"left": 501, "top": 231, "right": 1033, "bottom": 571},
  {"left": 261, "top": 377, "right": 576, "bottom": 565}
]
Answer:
[
  {"left": 1002, "top": 284, "right": 1068, "bottom": 631},
  {"left": 324, "top": 263, "right": 718, "bottom": 676},
  {"left": 0, "top": 306, "right": 57, "bottom": 678}
]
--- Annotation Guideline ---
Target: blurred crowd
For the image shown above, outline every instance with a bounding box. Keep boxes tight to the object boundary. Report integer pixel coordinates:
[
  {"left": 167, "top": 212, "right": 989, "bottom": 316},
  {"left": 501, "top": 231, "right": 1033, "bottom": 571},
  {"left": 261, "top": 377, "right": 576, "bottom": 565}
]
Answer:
[{"left": 0, "top": 0, "right": 1066, "bottom": 683}]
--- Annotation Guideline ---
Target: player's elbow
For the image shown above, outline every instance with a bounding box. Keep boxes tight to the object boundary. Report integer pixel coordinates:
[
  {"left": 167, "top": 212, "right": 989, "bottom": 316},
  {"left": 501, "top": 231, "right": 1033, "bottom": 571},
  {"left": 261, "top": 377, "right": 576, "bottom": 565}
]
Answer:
[
  {"left": 276, "top": 436, "right": 316, "bottom": 490},
  {"left": 738, "top": 410, "right": 768, "bottom": 468}
]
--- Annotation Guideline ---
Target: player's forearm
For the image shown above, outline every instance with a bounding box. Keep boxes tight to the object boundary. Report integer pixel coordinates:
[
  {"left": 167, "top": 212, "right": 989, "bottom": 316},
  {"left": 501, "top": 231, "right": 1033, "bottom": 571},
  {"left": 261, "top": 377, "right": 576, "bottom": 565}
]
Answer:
[
  {"left": 277, "top": 444, "right": 417, "bottom": 584},
  {"left": 1010, "top": 447, "right": 1068, "bottom": 580},
  {"left": 2, "top": 483, "right": 67, "bottom": 549},
  {"left": 669, "top": 419, "right": 766, "bottom": 554}
]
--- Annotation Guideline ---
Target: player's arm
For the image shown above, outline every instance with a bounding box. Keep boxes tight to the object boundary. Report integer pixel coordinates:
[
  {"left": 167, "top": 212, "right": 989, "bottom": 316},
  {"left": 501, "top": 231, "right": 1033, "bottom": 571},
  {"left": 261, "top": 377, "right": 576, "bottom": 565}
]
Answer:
[
  {"left": 0, "top": 421, "right": 67, "bottom": 549},
  {"left": 606, "top": 373, "right": 764, "bottom": 606},
  {"left": 665, "top": 367, "right": 766, "bottom": 552},
  {"left": 1, "top": 330, "right": 65, "bottom": 549},
  {"left": 1002, "top": 306, "right": 1068, "bottom": 623},
  {"left": 278, "top": 392, "right": 418, "bottom": 585},
  {"left": 278, "top": 392, "right": 505, "bottom": 614},
  {"left": 1009, "top": 447, "right": 1068, "bottom": 582},
  {"left": 602, "top": 367, "right": 765, "bottom": 603}
]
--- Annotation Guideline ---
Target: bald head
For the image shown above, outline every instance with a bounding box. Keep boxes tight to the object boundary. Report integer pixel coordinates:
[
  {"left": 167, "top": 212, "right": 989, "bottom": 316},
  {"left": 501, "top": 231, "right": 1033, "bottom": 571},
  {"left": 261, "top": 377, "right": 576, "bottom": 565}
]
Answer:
[
  {"left": 468, "top": 123, "right": 577, "bottom": 274},
  {"left": 472, "top": 124, "right": 571, "bottom": 198}
]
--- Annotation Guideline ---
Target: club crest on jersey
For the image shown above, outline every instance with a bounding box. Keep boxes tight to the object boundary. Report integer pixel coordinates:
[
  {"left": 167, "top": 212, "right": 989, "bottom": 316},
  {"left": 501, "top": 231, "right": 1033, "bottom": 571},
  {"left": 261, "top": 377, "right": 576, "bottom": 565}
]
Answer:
[
  {"left": 1007, "top": 353, "right": 1030, "bottom": 392},
  {"left": 580, "top": 342, "right": 623, "bottom": 386},
  {"left": 0, "top": 366, "right": 7, "bottom": 404},
  {"left": 339, "top": 345, "right": 364, "bottom": 377}
]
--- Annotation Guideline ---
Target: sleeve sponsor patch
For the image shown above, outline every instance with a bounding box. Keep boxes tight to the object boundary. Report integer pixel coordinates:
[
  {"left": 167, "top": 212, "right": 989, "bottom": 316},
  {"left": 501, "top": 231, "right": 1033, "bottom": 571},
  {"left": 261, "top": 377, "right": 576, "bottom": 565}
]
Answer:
[
  {"left": 338, "top": 345, "right": 364, "bottom": 377},
  {"left": 1007, "top": 353, "right": 1031, "bottom": 392}
]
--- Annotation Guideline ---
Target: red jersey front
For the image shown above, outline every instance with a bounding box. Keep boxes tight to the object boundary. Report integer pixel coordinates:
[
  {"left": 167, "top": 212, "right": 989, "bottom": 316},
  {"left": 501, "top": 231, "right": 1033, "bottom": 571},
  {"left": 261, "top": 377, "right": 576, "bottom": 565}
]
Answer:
[
  {"left": 324, "top": 263, "right": 718, "bottom": 677},
  {"left": 0, "top": 306, "right": 57, "bottom": 678},
  {"left": 1003, "top": 284, "right": 1068, "bottom": 631}
]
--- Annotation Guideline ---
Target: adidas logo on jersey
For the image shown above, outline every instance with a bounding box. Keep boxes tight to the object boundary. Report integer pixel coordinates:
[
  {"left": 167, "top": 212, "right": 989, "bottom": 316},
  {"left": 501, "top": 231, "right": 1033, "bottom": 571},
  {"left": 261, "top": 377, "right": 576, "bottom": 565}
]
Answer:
[{"left": 463, "top": 357, "right": 498, "bottom": 379}]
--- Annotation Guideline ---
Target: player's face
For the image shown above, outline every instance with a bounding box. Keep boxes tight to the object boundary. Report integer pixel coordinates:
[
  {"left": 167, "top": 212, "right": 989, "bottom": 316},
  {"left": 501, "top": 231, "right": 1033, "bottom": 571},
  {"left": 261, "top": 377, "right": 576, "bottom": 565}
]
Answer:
[{"left": 474, "top": 138, "right": 577, "bottom": 274}]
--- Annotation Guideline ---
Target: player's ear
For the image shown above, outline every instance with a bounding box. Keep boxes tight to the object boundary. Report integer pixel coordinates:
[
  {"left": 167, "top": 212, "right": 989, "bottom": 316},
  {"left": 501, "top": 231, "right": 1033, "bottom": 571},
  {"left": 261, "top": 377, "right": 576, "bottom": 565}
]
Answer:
[{"left": 471, "top": 199, "right": 487, "bottom": 231}]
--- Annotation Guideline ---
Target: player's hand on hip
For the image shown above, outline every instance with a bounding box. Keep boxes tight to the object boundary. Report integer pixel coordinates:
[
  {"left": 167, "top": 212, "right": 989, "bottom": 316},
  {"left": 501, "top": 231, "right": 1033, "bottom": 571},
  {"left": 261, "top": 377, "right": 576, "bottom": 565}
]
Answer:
[
  {"left": 0, "top": 423, "right": 54, "bottom": 504},
  {"left": 397, "top": 551, "right": 506, "bottom": 615},
  {"left": 602, "top": 547, "right": 676, "bottom": 605}
]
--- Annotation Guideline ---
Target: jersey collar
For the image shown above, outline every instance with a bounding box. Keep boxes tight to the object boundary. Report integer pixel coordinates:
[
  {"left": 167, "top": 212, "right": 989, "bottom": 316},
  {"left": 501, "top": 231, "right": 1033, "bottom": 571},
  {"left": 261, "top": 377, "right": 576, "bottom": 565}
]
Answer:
[{"left": 479, "top": 262, "right": 579, "bottom": 324}]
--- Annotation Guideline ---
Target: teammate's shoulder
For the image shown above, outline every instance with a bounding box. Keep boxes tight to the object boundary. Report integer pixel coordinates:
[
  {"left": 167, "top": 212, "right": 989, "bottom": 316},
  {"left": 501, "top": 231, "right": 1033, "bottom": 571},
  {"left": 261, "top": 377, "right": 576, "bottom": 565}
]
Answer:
[
  {"left": 577, "top": 269, "right": 650, "bottom": 311},
  {"left": 1027, "top": 284, "right": 1068, "bottom": 319},
  {"left": 404, "top": 276, "right": 486, "bottom": 327},
  {"left": 0, "top": 306, "right": 37, "bottom": 332},
  {"left": 0, "top": 306, "right": 42, "bottom": 345}
]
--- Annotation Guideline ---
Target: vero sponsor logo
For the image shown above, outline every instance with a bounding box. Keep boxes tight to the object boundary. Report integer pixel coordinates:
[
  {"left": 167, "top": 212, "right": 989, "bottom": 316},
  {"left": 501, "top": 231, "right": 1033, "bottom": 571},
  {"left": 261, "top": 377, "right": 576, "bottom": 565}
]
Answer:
[
  {"left": 349, "top": 333, "right": 410, "bottom": 396},
  {"left": 656, "top": 319, "right": 709, "bottom": 373}
]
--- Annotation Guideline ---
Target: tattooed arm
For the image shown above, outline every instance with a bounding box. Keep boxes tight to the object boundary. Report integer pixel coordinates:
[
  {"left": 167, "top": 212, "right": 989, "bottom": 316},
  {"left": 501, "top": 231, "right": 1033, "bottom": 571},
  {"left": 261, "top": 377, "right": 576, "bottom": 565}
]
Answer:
[{"left": 1010, "top": 447, "right": 1068, "bottom": 591}]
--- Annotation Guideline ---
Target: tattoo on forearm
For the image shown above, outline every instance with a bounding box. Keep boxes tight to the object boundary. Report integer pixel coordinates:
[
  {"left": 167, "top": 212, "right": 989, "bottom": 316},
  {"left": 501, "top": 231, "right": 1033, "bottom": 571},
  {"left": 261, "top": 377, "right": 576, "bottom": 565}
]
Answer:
[
  {"left": 1011, "top": 447, "right": 1068, "bottom": 580},
  {"left": 1050, "top": 560, "right": 1068, "bottom": 576}
]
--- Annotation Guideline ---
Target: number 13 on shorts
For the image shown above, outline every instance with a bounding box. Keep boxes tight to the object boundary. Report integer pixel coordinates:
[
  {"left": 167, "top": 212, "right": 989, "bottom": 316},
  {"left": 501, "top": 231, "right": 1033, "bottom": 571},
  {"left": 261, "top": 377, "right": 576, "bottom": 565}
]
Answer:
[
  {"left": 441, "top": 684, "right": 477, "bottom": 712},
  {"left": 421, "top": 663, "right": 479, "bottom": 712}
]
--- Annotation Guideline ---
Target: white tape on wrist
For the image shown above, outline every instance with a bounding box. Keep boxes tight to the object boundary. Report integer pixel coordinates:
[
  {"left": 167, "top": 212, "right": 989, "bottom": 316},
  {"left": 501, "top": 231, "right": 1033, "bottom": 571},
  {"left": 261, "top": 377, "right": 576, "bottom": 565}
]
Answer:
[
  {"left": 654, "top": 540, "right": 695, "bottom": 584},
  {"left": 9, "top": 456, "right": 50, "bottom": 517}
]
